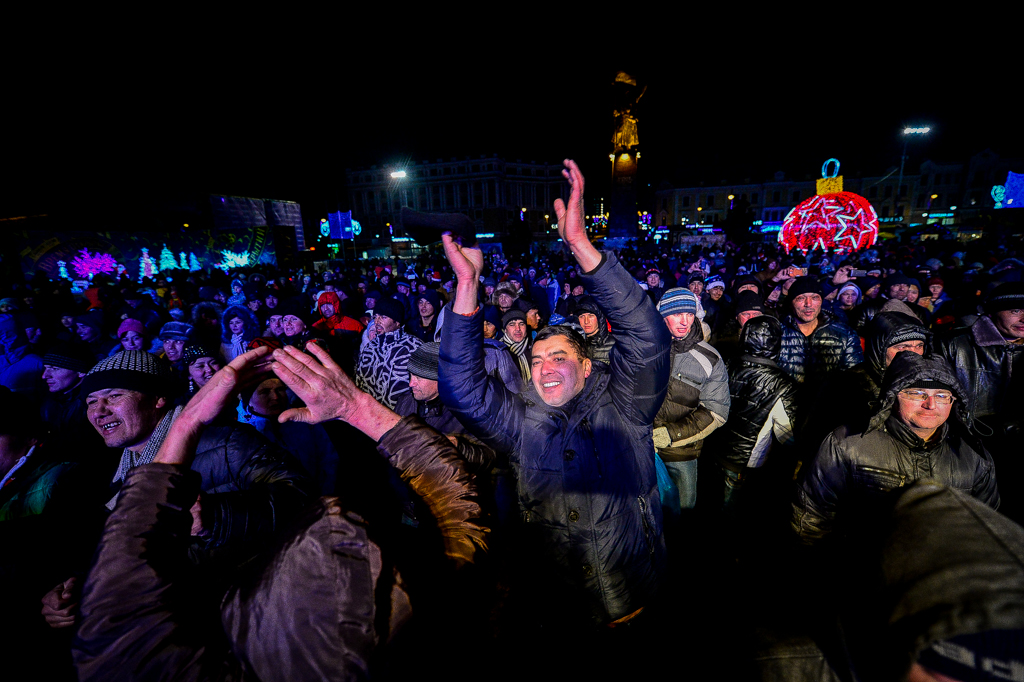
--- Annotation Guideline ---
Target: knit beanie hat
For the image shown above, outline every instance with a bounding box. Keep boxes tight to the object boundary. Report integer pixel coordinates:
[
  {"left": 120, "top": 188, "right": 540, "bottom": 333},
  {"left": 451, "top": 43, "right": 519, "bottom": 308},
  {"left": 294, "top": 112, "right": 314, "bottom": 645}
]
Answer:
[
  {"left": 80, "top": 350, "right": 175, "bottom": 398},
  {"left": 75, "top": 310, "right": 105, "bottom": 334},
  {"left": 687, "top": 272, "right": 705, "bottom": 285},
  {"left": 483, "top": 304, "right": 503, "bottom": 329},
  {"left": 158, "top": 321, "right": 193, "bottom": 341},
  {"left": 927, "top": 277, "right": 944, "bottom": 288},
  {"left": 183, "top": 344, "right": 219, "bottom": 366},
  {"left": 416, "top": 290, "right": 442, "bottom": 313},
  {"left": 407, "top": 341, "right": 440, "bottom": 381},
  {"left": 502, "top": 309, "right": 527, "bottom": 328},
  {"left": 515, "top": 298, "right": 538, "bottom": 313},
  {"left": 706, "top": 275, "right": 725, "bottom": 290},
  {"left": 42, "top": 342, "right": 96, "bottom": 373},
  {"left": 373, "top": 297, "right": 405, "bottom": 325},
  {"left": 279, "top": 298, "right": 313, "bottom": 326},
  {"left": 786, "top": 276, "right": 824, "bottom": 300},
  {"left": 734, "top": 291, "right": 766, "bottom": 315},
  {"left": 117, "top": 318, "right": 146, "bottom": 339},
  {"left": 985, "top": 282, "right": 1024, "bottom": 313},
  {"left": 657, "top": 288, "right": 698, "bottom": 318}
]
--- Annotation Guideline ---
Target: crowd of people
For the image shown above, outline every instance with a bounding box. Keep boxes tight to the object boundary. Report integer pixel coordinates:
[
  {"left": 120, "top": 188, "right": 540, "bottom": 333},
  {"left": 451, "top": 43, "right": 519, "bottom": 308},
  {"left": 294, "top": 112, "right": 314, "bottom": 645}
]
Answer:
[{"left": 1, "top": 159, "right": 1022, "bottom": 680}]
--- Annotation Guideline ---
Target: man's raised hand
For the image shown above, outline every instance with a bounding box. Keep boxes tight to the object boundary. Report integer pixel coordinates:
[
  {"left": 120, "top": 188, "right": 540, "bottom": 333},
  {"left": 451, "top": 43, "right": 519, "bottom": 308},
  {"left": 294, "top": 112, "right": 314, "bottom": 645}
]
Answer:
[
  {"left": 442, "top": 232, "right": 485, "bottom": 315},
  {"left": 553, "top": 159, "right": 601, "bottom": 272}
]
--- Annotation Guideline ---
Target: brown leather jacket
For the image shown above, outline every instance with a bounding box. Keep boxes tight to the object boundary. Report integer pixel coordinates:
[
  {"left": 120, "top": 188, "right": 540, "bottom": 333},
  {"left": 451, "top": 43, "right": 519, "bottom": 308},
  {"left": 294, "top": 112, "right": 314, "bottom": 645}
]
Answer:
[{"left": 73, "top": 415, "right": 487, "bottom": 682}]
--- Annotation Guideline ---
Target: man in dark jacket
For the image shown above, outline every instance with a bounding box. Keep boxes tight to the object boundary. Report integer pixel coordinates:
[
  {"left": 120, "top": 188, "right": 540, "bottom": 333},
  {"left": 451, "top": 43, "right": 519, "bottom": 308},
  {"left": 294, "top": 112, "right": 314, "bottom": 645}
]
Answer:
[
  {"left": 82, "top": 350, "right": 314, "bottom": 555},
  {"left": 652, "top": 288, "right": 730, "bottom": 513},
  {"left": 572, "top": 295, "right": 615, "bottom": 365},
  {"left": 73, "top": 345, "right": 488, "bottom": 682},
  {"left": 778, "top": 277, "right": 862, "bottom": 387},
  {"left": 439, "top": 159, "right": 670, "bottom": 627},
  {"left": 849, "top": 271, "right": 927, "bottom": 333},
  {"left": 713, "top": 316, "right": 797, "bottom": 512},
  {"left": 792, "top": 352, "right": 999, "bottom": 545},
  {"left": 941, "top": 281, "right": 1024, "bottom": 521}
]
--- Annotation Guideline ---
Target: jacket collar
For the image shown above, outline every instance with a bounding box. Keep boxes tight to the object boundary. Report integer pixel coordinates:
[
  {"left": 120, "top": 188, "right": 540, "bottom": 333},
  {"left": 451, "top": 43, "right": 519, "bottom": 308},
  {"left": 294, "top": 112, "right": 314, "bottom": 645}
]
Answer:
[
  {"left": 972, "top": 314, "right": 1010, "bottom": 347},
  {"left": 884, "top": 413, "right": 948, "bottom": 451}
]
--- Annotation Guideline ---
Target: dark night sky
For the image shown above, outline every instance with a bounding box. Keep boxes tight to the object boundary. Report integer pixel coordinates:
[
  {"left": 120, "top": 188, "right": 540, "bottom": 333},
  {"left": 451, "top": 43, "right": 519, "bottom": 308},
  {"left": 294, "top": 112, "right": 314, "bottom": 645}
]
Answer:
[{"left": 5, "top": 34, "right": 1019, "bottom": 225}]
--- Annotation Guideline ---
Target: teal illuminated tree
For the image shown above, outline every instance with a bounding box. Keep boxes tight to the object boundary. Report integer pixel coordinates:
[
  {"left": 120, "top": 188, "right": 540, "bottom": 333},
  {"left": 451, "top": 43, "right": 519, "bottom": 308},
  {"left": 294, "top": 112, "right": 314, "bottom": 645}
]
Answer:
[
  {"left": 159, "top": 244, "right": 178, "bottom": 271},
  {"left": 179, "top": 252, "right": 188, "bottom": 269},
  {"left": 189, "top": 252, "right": 202, "bottom": 271}
]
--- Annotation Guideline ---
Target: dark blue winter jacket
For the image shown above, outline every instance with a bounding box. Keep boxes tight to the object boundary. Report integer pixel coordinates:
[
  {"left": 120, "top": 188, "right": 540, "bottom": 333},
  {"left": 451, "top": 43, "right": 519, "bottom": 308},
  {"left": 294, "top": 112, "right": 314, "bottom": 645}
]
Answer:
[{"left": 439, "top": 251, "right": 671, "bottom": 624}]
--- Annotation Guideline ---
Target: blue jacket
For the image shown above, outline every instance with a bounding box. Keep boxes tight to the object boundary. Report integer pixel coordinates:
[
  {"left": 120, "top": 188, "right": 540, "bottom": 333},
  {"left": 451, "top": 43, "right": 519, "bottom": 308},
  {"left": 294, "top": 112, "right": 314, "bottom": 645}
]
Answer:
[{"left": 440, "top": 251, "right": 670, "bottom": 624}]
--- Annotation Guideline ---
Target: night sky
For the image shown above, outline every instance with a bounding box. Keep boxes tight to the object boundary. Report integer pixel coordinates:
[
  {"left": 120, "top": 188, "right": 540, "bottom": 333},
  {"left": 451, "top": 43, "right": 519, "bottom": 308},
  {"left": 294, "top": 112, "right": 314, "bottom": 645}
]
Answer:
[{"left": 6, "top": 40, "right": 1019, "bottom": 226}]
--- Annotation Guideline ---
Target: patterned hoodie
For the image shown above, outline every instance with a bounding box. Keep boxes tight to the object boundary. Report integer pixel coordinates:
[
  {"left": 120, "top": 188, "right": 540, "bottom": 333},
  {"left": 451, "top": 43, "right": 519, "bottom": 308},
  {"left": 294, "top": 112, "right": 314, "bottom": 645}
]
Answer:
[{"left": 355, "top": 326, "right": 422, "bottom": 409}]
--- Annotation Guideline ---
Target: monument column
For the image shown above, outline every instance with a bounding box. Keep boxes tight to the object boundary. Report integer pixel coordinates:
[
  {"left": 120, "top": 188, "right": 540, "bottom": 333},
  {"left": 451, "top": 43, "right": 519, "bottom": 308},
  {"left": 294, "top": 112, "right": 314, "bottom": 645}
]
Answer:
[{"left": 608, "top": 72, "right": 645, "bottom": 240}]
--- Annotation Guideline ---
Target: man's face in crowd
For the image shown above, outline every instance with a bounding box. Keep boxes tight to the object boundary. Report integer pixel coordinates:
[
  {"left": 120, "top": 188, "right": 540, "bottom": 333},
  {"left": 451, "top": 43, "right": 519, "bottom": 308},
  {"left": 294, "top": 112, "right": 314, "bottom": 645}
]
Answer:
[
  {"left": 906, "top": 285, "right": 920, "bottom": 304},
  {"left": 87, "top": 389, "right": 167, "bottom": 450},
  {"left": 578, "top": 312, "right": 600, "bottom": 336},
  {"left": 889, "top": 283, "right": 910, "bottom": 301},
  {"left": 896, "top": 388, "right": 953, "bottom": 439},
  {"left": 357, "top": 282, "right": 367, "bottom": 294},
  {"left": 884, "top": 340, "right": 925, "bottom": 367},
  {"left": 483, "top": 321, "right": 497, "bottom": 339},
  {"left": 647, "top": 273, "right": 660, "bottom": 289},
  {"left": 737, "top": 310, "right": 763, "bottom": 328},
  {"left": 213, "top": 292, "right": 227, "bottom": 304},
  {"left": 42, "top": 365, "right": 84, "bottom": 394},
  {"left": 839, "top": 289, "right": 858, "bottom": 307},
  {"left": 268, "top": 315, "right": 283, "bottom": 337},
  {"left": 530, "top": 335, "right": 592, "bottom": 408},
  {"left": 793, "top": 293, "right": 822, "bottom": 324},
  {"left": 249, "top": 378, "right": 289, "bottom": 417},
  {"left": 265, "top": 295, "right": 278, "bottom": 309},
  {"left": 247, "top": 299, "right": 262, "bottom": 312},
  {"left": 993, "top": 308, "right": 1024, "bottom": 340},
  {"left": 409, "top": 373, "right": 440, "bottom": 402},
  {"left": 497, "top": 293, "right": 514, "bottom": 309},
  {"left": 572, "top": 285, "right": 585, "bottom": 297},
  {"left": 163, "top": 338, "right": 185, "bottom": 362},
  {"left": 77, "top": 323, "right": 98, "bottom": 343},
  {"left": 865, "top": 284, "right": 881, "bottom": 299},
  {"left": 526, "top": 308, "right": 541, "bottom": 330},
  {"left": 929, "top": 284, "right": 943, "bottom": 298},
  {"left": 664, "top": 312, "right": 695, "bottom": 339},
  {"left": 737, "top": 283, "right": 759, "bottom": 296},
  {"left": 397, "top": 284, "right": 410, "bottom": 296},
  {"left": 121, "top": 331, "right": 145, "bottom": 351},
  {"left": 484, "top": 285, "right": 495, "bottom": 298},
  {"left": 188, "top": 357, "right": 220, "bottom": 388},
  {"left": 228, "top": 317, "right": 245, "bottom": 335},
  {"left": 323, "top": 284, "right": 336, "bottom": 293},
  {"left": 708, "top": 286, "right": 724, "bottom": 301},
  {"left": 61, "top": 315, "right": 75, "bottom": 330},
  {"left": 505, "top": 319, "right": 528, "bottom": 343},
  {"left": 282, "top": 315, "right": 305, "bottom": 337},
  {"left": 374, "top": 314, "right": 400, "bottom": 337},
  {"left": 320, "top": 303, "right": 336, "bottom": 318},
  {"left": 365, "top": 297, "right": 377, "bottom": 310},
  {"left": 232, "top": 284, "right": 243, "bottom": 295},
  {"left": 417, "top": 299, "right": 435, "bottom": 319},
  {"left": 688, "top": 281, "right": 704, "bottom": 296}
]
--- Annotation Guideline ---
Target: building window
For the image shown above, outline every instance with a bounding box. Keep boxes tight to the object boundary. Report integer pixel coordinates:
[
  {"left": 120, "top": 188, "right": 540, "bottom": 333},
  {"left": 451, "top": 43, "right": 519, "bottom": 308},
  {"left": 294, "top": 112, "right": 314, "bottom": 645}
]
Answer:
[
  {"left": 899, "top": 185, "right": 907, "bottom": 197},
  {"left": 751, "top": 193, "right": 758, "bottom": 204},
  {"left": 473, "top": 182, "right": 483, "bottom": 207},
  {"left": 682, "top": 195, "right": 690, "bottom": 207},
  {"left": 884, "top": 186, "right": 893, "bottom": 198},
  {"left": 661, "top": 198, "right": 667, "bottom": 210},
  {"left": 740, "top": 193, "right": 746, "bottom": 201},
  {"left": 791, "top": 190, "right": 800, "bottom": 202},
  {"left": 707, "top": 195, "right": 715, "bottom": 207},
  {"left": 916, "top": 195, "right": 926, "bottom": 208},
  {"left": 772, "top": 190, "right": 781, "bottom": 204},
  {"left": 869, "top": 187, "right": 878, "bottom": 198}
]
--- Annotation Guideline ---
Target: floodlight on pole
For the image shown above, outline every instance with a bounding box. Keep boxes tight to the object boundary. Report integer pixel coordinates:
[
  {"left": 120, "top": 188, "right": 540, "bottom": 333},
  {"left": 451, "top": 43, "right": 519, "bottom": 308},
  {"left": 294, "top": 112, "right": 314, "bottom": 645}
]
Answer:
[
  {"left": 390, "top": 170, "right": 407, "bottom": 179},
  {"left": 897, "top": 126, "right": 932, "bottom": 221}
]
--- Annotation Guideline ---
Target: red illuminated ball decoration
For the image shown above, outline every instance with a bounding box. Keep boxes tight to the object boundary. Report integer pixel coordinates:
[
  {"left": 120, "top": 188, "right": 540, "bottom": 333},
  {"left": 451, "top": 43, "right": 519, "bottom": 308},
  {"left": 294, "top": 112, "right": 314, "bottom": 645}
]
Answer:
[{"left": 779, "top": 159, "right": 879, "bottom": 254}]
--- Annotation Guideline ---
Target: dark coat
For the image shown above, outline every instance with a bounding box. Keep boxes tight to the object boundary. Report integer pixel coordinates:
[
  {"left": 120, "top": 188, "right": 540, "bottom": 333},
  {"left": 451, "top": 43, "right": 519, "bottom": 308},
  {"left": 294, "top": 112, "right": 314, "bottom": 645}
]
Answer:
[
  {"left": 439, "top": 251, "right": 670, "bottom": 625},
  {"left": 792, "top": 353, "right": 999, "bottom": 545},
  {"left": 73, "top": 416, "right": 487, "bottom": 681},
  {"left": 778, "top": 310, "right": 862, "bottom": 386}
]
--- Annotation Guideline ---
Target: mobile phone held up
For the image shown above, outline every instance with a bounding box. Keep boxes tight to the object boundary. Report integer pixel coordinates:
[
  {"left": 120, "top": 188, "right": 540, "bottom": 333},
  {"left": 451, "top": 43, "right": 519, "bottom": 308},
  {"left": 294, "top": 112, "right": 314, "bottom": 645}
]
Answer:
[{"left": 849, "top": 270, "right": 867, "bottom": 278}]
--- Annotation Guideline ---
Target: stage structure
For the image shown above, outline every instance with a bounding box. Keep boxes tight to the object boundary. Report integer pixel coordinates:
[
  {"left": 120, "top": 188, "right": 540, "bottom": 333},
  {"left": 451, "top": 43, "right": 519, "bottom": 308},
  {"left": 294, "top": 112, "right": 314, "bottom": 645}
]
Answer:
[{"left": 778, "top": 159, "right": 879, "bottom": 254}]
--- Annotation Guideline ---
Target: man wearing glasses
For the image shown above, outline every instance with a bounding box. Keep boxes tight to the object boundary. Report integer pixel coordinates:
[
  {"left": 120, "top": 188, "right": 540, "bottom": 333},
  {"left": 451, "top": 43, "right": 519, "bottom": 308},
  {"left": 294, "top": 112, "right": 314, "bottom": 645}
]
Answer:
[{"left": 792, "top": 352, "right": 999, "bottom": 544}]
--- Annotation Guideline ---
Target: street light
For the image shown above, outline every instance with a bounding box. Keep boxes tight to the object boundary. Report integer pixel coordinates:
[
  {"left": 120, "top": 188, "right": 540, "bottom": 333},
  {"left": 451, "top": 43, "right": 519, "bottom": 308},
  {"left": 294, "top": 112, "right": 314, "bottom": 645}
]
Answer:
[
  {"left": 390, "top": 170, "right": 406, "bottom": 179},
  {"left": 898, "top": 126, "right": 931, "bottom": 220}
]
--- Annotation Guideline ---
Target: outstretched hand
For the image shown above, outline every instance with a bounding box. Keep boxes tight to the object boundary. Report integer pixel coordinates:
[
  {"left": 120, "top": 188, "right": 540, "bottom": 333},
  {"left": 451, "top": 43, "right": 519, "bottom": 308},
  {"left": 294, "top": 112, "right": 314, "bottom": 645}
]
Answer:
[
  {"left": 272, "top": 343, "right": 401, "bottom": 440},
  {"left": 442, "top": 232, "right": 485, "bottom": 315},
  {"left": 553, "top": 159, "right": 601, "bottom": 272}
]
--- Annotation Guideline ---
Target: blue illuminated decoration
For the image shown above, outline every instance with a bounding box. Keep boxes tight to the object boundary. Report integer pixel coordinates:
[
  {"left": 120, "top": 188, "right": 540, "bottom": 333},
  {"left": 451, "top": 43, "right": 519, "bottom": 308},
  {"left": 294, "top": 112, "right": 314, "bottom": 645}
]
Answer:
[
  {"left": 822, "top": 158, "right": 840, "bottom": 178},
  {"left": 638, "top": 212, "right": 652, "bottom": 229},
  {"left": 352, "top": 220, "right": 362, "bottom": 236},
  {"left": 320, "top": 219, "right": 330, "bottom": 237},
  {"left": 475, "top": 233, "right": 496, "bottom": 238},
  {"left": 520, "top": 208, "right": 526, "bottom": 222},
  {"left": 994, "top": 171, "right": 1024, "bottom": 209},
  {"left": 759, "top": 221, "right": 784, "bottom": 233},
  {"left": 992, "top": 185, "right": 1006, "bottom": 209}
]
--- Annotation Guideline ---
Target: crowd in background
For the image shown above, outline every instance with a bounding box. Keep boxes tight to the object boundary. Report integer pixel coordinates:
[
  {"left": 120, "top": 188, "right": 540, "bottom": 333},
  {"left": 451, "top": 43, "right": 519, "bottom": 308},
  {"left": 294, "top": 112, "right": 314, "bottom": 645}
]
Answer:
[{"left": 2, "top": 215, "right": 1023, "bottom": 680}]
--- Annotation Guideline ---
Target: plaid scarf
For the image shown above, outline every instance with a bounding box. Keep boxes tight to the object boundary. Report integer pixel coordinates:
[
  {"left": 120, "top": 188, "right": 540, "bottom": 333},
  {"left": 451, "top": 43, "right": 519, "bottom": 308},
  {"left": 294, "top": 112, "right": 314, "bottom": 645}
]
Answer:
[
  {"left": 106, "top": 405, "right": 184, "bottom": 510},
  {"left": 503, "top": 335, "right": 531, "bottom": 383}
]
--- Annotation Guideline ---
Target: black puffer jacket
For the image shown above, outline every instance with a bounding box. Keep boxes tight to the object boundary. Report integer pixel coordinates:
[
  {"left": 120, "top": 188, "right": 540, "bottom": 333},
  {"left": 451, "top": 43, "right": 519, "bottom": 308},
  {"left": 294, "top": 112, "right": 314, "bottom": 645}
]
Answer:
[
  {"left": 573, "top": 296, "right": 615, "bottom": 366},
  {"left": 716, "top": 316, "right": 797, "bottom": 471},
  {"left": 792, "top": 353, "right": 999, "bottom": 545},
  {"left": 778, "top": 309, "right": 862, "bottom": 385}
]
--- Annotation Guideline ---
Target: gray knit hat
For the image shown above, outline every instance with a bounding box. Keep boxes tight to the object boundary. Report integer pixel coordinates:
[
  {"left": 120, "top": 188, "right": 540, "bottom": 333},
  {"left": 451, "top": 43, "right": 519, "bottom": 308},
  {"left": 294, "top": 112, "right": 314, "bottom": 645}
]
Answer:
[
  {"left": 158, "top": 321, "right": 193, "bottom": 341},
  {"left": 80, "top": 350, "right": 176, "bottom": 398},
  {"left": 407, "top": 341, "right": 440, "bottom": 381},
  {"left": 657, "top": 288, "right": 698, "bottom": 318}
]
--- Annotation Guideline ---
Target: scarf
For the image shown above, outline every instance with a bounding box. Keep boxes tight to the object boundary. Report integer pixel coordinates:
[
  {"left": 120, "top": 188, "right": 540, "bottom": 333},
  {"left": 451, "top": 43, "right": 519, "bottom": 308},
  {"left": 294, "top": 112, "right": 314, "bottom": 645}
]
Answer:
[
  {"left": 106, "top": 405, "right": 184, "bottom": 510},
  {"left": 503, "top": 335, "right": 531, "bottom": 382},
  {"left": 228, "top": 332, "right": 246, "bottom": 361}
]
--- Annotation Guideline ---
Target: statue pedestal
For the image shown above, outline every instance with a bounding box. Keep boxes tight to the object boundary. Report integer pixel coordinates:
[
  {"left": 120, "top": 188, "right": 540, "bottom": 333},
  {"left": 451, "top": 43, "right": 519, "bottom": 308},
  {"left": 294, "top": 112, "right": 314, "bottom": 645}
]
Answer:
[{"left": 609, "top": 151, "right": 638, "bottom": 239}]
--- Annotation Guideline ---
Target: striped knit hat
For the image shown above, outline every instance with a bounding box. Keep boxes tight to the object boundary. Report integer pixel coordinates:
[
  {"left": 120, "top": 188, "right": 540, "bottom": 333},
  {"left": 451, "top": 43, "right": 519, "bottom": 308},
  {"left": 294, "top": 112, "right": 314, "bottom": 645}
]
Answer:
[
  {"left": 42, "top": 342, "right": 96, "bottom": 374},
  {"left": 657, "top": 288, "right": 698, "bottom": 318},
  {"left": 407, "top": 341, "right": 440, "bottom": 381},
  {"left": 80, "top": 350, "right": 175, "bottom": 398}
]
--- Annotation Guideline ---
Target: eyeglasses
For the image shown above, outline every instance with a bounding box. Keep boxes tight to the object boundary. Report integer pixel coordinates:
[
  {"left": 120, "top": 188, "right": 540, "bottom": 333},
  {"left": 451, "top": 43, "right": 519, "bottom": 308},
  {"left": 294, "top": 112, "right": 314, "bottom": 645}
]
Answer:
[{"left": 899, "top": 389, "right": 955, "bottom": 405}]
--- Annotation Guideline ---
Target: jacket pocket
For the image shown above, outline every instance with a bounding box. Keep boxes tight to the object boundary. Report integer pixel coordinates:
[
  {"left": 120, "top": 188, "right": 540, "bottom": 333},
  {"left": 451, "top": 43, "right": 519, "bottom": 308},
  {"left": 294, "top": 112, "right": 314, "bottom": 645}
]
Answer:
[{"left": 853, "top": 466, "right": 906, "bottom": 492}]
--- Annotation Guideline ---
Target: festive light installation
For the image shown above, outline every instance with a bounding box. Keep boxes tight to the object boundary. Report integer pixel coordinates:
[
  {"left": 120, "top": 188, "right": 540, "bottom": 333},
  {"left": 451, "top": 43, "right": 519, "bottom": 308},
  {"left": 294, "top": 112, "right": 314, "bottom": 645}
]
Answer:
[
  {"left": 179, "top": 252, "right": 188, "bottom": 269},
  {"left": 189, "top": 253, "right": 202, "bottom": 271},
  {"left": 778, "top": 159, "right": 879, "bottom": 254},
  {"left": 215, "top": 249, "right": 250, "bottom": 272},
  {"left": 57, "top": 261, "right": 70, "bottom": 280},
  {"left": 159, "top": 244, "right": 179, "bottom": 271},
  {"left": 71, "top": 248, "right": 120, "bottom": 279},
  {"left": 139, "top": 248, "right": 155, "bottom": 282}
]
